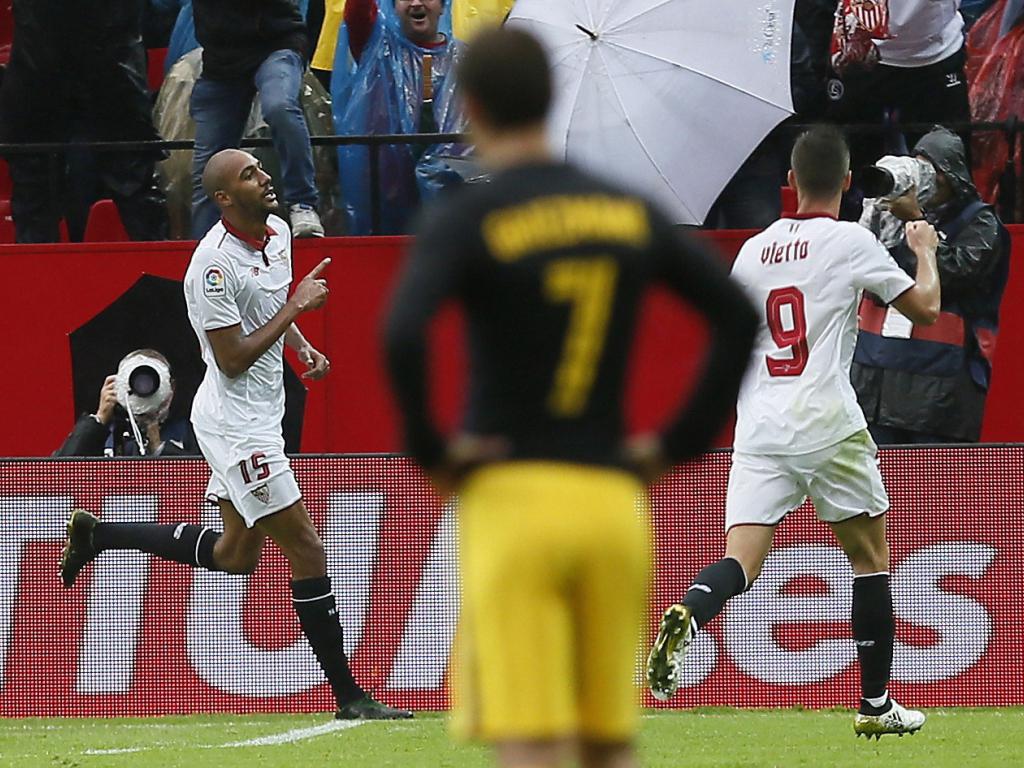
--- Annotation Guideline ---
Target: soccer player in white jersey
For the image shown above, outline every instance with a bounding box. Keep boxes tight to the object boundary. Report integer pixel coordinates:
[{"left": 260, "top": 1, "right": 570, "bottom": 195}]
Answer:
[
  {"left": 60, "top": 148, "right": 410, "bottom": 720},
  {"left": 646, "top": 126, "right": 941, "bottom": 738}
]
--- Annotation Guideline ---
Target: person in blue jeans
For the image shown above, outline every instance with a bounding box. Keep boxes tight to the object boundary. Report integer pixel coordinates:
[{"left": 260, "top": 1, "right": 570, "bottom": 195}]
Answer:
[{"left": 190, "top": 0, "right": 323, "bottom": 239}]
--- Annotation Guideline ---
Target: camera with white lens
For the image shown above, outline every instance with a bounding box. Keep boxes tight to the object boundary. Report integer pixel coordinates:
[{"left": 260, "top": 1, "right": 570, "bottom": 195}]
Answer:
[
  {"left": 858, "top": 156, "right": 937, "bottom": 250},
  {"left": 859, "top": 155, "right": 936, "bottom": 201},
  {"left": 114, "top": 350, "right": 173, "bottom": 426}
]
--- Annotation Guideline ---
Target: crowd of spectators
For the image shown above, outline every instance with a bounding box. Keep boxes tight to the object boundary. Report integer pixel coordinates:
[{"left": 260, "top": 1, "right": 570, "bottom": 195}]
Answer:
[
  {"left": 0, "top": 0, "right": 1018, "bottom": 240},
  {"left": 0, "top": 1, "right": 1017, "bottom": 447}
]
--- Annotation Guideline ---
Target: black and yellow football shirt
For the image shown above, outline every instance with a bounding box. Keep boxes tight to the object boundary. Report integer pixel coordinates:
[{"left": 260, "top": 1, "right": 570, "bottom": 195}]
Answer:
[{"left": 385, "top": 161, "right": 757, "bottom": 471}]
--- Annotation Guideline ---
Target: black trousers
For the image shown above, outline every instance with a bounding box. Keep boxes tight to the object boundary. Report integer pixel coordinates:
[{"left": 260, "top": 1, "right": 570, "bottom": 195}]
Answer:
[
  {"left": 827, "top": 45, "right": 972, "bottom": 169},
  {"left": 0, "top": 38, "right": 168, "bottom": 243}
]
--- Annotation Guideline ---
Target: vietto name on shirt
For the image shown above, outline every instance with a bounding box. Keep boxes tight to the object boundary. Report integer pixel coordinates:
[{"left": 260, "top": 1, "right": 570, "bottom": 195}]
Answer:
[{"left": 761, "top": 238, "right": 810, "bottom": 266}]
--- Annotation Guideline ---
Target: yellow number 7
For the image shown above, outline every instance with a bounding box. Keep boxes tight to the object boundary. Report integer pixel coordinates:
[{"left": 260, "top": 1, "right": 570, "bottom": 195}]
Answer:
[{"left": 543, "top": 257, "right": 619, "bottom": 417}]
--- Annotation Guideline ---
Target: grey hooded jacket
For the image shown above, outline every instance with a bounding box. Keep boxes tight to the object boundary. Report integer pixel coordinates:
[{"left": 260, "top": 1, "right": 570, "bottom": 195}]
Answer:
[{"left": 851, "top": 127, "right": 1010, "bottom": 442}]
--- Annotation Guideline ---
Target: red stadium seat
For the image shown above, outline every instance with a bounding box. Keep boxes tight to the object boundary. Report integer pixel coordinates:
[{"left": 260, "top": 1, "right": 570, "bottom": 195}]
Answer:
[
  {"left": 147, "top": 47, "right": 168, "bottom": 93},
  {"left": 0, "top": 199, "right": 14, "bottom": 243},
  {"left": 84, "top": 199, "right": 130, "bottom": 242},
  {"left": 781, "top": 185, "right": 798, "bottom": 218},
  {"left": 0, "top": 158, "right": 12, "bottom": 201},
  {"left": 0, "top": 0, "right": 12, "bottom": 67},
  {"left": 0, "top": 202, "right": 69, "bottom": 244}
]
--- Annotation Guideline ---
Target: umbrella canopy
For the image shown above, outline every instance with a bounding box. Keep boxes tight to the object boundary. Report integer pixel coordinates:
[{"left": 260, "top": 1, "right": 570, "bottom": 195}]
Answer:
[
  {"left": 507, "top": 0, "right": 795, "bottom": 224},
  {"left": 69, "top": 275, "right": 307, "bottom": 453}
]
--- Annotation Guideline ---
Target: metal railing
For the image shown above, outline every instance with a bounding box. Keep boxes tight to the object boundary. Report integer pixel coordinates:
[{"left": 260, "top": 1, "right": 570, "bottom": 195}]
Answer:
[{"left": 0, "top": 119, "right": 1020, "bottom": 236}]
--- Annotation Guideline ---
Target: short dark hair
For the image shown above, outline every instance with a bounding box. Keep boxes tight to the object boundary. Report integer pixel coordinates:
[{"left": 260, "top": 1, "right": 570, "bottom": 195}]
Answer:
[
  {"left": 790, "top": 125, "right": 850, "bottom": 198},
  {"left": 458, "top": 27, "right": 551, "bottom": 130}
]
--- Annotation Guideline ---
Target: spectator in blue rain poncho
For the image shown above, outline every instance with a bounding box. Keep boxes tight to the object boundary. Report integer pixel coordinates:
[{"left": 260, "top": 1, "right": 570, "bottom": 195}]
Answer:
[{"left": 332, "top": 0, "right": 470, "bottom": 234}]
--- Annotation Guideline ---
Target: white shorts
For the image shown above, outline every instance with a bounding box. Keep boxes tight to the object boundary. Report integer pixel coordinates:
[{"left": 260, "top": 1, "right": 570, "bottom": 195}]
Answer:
[
  {"left": 193, "top": 424, "right": 301, "bottom": 528},
  {"left": 724, "top": 429, "right": 889, "bottom": 531}
]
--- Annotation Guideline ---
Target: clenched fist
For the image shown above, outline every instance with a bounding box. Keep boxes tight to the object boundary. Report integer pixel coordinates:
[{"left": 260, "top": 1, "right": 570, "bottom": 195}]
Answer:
[{"left": 905, "top": 220, "right": 939, "bottom": 255}]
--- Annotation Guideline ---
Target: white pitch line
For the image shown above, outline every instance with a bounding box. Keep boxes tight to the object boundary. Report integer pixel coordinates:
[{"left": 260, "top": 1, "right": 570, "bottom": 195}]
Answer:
[
  {"left": 217, "top": 719, "right": 365, "bottom": 748},
  {"left": 83, "top": 719, "right": 366, "bottom": 756},
  {"left": 85, "top": 747, "right": 149, "bottom": 755}
]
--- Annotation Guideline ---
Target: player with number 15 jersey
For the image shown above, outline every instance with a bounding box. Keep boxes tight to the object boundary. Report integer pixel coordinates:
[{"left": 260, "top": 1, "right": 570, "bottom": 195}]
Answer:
[{"left": 60, "top": 148, "right": 409, "bottom": 721}]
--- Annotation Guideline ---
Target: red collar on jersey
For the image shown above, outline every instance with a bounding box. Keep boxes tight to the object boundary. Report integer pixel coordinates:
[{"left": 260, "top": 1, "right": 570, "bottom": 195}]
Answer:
[
  {"left": 786, "top": 212, "right": 838, "bottom": 221},
  {"left": 222, "top": 218, "right": 275, "bottom": 252}
]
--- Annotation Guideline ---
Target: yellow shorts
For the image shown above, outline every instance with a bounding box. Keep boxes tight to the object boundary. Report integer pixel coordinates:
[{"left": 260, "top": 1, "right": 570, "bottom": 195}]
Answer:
[{"left": 451, "top": 462, "right": 650, "bottom": 744}]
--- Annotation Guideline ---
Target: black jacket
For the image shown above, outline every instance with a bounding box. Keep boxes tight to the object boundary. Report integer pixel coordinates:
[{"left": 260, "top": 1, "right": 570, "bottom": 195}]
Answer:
[
  {"left": 55, "top": 414, "right": 199, "bottom": 457},
  {"left": 852, "top": 127, "right": 1010, "bottom": 441},
  {"left": 0, "top": 0, "right": 160, "bottom": 144},
  {"left": 193, "top": 0, "right": 308, "bottom": 80}
]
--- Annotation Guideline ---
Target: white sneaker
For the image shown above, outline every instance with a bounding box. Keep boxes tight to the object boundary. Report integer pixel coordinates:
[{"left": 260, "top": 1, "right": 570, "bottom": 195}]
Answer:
[
  {"left": 854, "top": 697, "right": 926, "bottom": 739},
  {"left": 289, "top": 204, "right": 324, "bottom": 238},
  {"left": 646, "top": 603, "right": 695, "bottom": 702}
]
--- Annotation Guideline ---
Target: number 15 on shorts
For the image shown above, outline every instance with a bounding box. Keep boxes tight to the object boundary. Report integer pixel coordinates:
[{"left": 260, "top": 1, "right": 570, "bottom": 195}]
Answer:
[{"left": 239, "top": 452, "right": 270, "bottom": 485}]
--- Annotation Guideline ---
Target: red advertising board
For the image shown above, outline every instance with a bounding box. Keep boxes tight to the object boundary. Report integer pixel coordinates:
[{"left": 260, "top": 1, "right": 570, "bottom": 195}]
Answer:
[
  {"left": 1, "top": 448, "right": 1021, "bottom": 716},
  {"left": 1, "top": 227, "right": 1022, "bottom": 458}
]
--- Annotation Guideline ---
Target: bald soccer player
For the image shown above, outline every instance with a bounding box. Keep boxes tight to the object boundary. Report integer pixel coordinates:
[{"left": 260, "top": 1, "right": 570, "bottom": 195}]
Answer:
[{"left": 61, "top": 149, "right": 411, "bottom": 721}]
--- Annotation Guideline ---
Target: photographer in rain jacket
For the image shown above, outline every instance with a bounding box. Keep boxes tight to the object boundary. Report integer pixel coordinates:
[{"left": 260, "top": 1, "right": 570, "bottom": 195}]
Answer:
[
  {"left": 56, "top": 351, "right": 198, "bottom": 457},
  {"left": 852, "top": 126, "right": 1011, "bottom": 444}
]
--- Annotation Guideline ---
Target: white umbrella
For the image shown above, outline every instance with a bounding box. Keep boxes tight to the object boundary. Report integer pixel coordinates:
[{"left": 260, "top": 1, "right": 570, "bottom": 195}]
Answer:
[{"left": 507, "top": 0, "right": 795, "bottom": 224}]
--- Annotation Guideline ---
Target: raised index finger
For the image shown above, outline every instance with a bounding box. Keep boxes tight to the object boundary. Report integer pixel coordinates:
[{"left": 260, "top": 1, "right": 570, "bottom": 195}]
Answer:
[{"left": 307, "top": 257, "right": 332, "bottom": 279}]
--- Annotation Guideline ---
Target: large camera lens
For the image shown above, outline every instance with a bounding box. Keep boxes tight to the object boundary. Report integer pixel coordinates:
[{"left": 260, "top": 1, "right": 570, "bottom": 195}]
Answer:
[
  {"left": 128, "top": 365, "right": 160, "bottom": 397},
  {"left": 858, "top": 166, "right": 896, "bottom": 198}
]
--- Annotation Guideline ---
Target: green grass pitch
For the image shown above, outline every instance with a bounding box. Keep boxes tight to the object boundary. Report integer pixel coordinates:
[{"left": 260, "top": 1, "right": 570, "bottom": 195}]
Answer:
[{"left": 2, "top": 709, "right": 1022, "bottom": 767}]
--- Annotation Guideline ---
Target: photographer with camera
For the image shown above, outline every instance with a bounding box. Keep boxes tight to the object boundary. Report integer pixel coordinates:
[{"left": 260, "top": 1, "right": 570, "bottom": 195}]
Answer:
[
  {"left": 852, "top": 126, "right": 1012, "bottom": 444},
  {"left": 55, "top": 350, "right": 198, "bottom": 457}
]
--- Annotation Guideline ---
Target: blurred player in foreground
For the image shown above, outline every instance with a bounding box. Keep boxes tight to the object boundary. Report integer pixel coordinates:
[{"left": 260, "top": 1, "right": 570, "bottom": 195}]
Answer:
[
  {"left": 384, "top": 28, "right": 758, "bottom": 768},
  {"left": 647, "top": 126, "right": 940, "bottom": 739},
  {"left": 61, "top": 148, "right": 410, "bottom": 721}
]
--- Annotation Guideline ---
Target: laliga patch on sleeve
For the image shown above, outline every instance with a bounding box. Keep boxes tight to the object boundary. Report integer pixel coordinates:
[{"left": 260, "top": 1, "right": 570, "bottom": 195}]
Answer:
[{"left": 204, "top": 266, "right": 226, "bottom": 297}]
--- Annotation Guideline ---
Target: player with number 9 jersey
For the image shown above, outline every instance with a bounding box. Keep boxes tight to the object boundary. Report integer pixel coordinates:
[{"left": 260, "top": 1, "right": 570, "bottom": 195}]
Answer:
[
  {"left": 647, "top": 126, "right": 940, "bottom": 740},
  {"left": 730, "top": 215, "right": 913, "bottom": 456}
]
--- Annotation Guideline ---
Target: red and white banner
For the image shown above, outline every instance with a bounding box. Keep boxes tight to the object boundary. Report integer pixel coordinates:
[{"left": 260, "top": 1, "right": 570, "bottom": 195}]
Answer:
[{"left": 1, "top": 449, "right": 1021, "bottom": 716}]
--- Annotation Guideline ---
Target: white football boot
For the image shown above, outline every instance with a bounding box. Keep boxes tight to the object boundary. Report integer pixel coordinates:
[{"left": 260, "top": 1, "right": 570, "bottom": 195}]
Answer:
[{"left": 854, "top": 696, "right": 926, "bottom": 739}]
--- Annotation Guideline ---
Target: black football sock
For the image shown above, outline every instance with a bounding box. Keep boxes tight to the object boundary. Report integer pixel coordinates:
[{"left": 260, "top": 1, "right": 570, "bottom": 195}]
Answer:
[
  {"left": 93, "top": 522, "right": 222, "bottom": 570},
  {"left": 681, "top": 557, "right": 748, "bottom": 630},
  {"left": 852, "top": 572, "right": 894, "bottom": 705},
  {"left": 291, "top": 576, "right": 364, "bottom": 707}
]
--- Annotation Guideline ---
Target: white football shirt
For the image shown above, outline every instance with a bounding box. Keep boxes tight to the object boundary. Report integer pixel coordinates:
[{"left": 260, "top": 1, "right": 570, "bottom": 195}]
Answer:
[
  {"left": 875, "top": 1, "right": 964, "bottom": 68},
  {"left": 184, "top": 214, "right": 293, "bottom": 463},
  {"left": 730, "top": 215, "right": 914, "bottom": 455}
]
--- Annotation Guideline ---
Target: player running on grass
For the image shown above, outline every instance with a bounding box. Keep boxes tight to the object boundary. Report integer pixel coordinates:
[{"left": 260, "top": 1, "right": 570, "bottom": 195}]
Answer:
[
  {"left": 61, "top": 148, "right": 410, "bottom": 721},
  {"left": 647, "top": 126, "right": 940, "bottom": 739}
]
